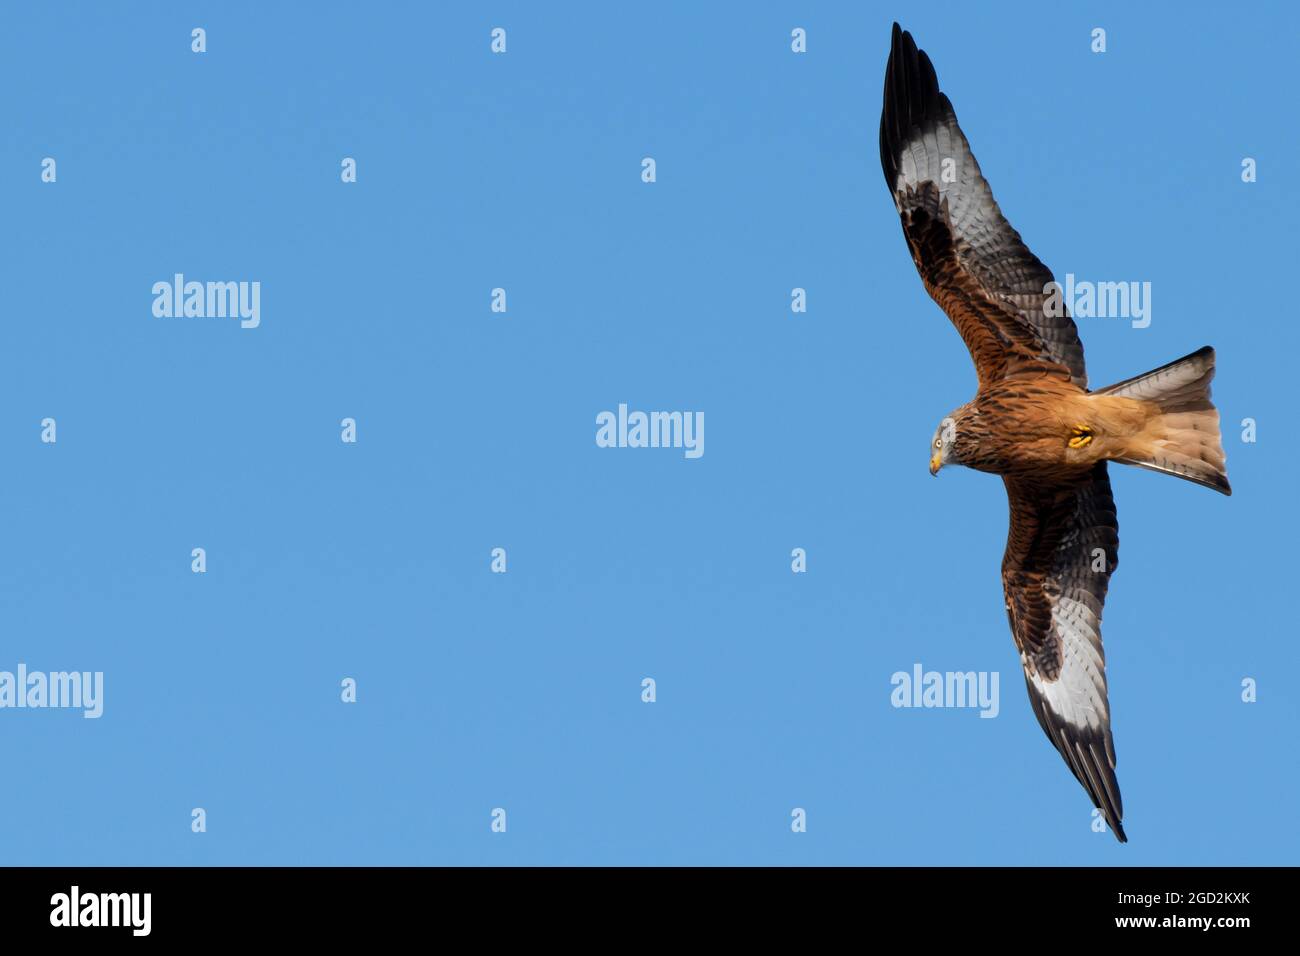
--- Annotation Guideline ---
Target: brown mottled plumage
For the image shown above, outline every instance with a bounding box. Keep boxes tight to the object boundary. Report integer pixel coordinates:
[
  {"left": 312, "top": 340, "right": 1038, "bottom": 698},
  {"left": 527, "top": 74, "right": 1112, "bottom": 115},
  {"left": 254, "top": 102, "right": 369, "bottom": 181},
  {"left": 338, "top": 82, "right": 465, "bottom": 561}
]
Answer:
[{"left": 881, "top": 23, "right": 1230, "bottom": 843}]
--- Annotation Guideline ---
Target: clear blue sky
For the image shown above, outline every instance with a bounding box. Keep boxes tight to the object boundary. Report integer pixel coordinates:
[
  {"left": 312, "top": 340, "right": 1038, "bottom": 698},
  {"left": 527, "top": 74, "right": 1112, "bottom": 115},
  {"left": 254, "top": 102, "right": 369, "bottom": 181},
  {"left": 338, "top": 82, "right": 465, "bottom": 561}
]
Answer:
[{"left": 0, "top": 1, "right": 1294, "bottom": 865}]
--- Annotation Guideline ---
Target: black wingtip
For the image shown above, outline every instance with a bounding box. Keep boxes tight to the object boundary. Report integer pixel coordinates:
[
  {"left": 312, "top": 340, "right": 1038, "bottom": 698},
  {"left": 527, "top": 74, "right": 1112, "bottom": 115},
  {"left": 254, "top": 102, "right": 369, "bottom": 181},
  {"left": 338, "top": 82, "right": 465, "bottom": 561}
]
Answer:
[
  {"left": 880, "top": 23, "right": 944, "bottom": 190},
  {"left": 880, "top": 26, "right": 908, "bottom": 188}
]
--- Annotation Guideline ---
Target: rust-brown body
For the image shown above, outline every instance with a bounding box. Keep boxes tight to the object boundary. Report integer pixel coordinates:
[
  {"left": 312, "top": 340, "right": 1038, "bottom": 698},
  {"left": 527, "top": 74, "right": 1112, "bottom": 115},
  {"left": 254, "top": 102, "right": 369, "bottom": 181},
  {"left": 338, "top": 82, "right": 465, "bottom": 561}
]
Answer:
[{"left": 951, "top": 373, "right": 1152, "bottom": 481}]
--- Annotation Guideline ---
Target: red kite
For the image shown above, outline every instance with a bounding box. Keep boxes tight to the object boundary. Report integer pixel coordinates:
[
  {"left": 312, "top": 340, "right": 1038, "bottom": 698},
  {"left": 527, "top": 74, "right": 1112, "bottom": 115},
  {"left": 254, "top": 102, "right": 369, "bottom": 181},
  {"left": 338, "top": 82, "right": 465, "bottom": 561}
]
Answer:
[{"left": 880, "top": 23, "right": 1231, "bottom": 842}]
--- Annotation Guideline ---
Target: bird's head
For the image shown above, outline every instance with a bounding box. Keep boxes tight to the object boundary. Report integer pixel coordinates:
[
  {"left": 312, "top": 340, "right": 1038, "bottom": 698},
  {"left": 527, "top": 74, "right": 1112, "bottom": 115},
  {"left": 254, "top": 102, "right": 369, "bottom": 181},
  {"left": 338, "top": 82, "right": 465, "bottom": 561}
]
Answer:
[{"left": 929, "top": 414, "right": 960, "bottom": 476}]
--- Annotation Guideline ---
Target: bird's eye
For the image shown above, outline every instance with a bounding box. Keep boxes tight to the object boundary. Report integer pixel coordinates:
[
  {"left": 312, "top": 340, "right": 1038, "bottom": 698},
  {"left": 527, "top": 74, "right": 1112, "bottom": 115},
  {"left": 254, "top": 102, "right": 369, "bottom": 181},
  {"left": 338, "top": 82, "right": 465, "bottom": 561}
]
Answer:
[{"left": 934, "top": 439, "right": 942, "bottom": 449}]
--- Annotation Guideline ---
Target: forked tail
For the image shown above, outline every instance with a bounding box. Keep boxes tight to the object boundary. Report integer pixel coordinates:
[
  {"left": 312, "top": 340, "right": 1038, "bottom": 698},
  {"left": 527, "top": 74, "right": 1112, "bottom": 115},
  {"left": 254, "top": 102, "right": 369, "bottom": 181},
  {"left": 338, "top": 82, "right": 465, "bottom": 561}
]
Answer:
[{"left": 1096, "top": 346, "right": 1232, "bottom": 496}]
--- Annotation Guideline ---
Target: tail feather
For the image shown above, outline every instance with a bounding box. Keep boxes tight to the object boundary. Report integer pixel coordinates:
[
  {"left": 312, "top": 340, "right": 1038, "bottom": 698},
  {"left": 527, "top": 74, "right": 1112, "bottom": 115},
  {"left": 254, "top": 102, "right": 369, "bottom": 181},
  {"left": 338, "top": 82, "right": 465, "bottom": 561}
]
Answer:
[{"left": 1097, "top": 346, "right": 1232, "bottom": 496}]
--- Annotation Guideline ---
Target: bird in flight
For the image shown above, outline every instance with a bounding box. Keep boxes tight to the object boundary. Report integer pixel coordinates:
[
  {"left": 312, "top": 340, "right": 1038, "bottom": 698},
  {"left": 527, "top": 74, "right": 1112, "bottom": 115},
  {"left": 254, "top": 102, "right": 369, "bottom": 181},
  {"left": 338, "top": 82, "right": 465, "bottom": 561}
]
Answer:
[{"left": 879, "top": 23, "right": 1230, "bottom": 842}]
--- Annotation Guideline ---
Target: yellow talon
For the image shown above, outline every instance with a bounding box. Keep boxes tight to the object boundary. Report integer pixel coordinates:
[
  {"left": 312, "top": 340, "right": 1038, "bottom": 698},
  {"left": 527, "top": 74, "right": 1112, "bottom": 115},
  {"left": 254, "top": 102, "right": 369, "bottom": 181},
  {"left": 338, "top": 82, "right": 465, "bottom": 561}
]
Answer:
[{"left": 1068, "top": 425, "right": 1094, "bottom": 450}]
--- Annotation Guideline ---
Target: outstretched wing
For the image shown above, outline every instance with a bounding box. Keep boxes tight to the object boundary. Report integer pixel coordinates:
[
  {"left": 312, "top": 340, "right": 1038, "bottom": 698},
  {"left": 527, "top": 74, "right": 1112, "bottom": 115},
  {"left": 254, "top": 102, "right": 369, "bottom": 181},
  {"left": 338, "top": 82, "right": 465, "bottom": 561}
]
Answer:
[
  {"left": 880, "top": 23, "right": 1088, "bottom": 389},
  {"left": 1002, "top": 464, "right": 1125, "bottom": 841}
]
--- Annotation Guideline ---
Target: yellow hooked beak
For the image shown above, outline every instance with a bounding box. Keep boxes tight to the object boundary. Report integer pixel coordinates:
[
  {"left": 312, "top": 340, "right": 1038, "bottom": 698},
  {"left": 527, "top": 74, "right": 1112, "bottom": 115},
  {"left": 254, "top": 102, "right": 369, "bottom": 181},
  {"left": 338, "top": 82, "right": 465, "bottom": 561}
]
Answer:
[{"left": 929, "top": 454, "right": 941, "bottom": 476}]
